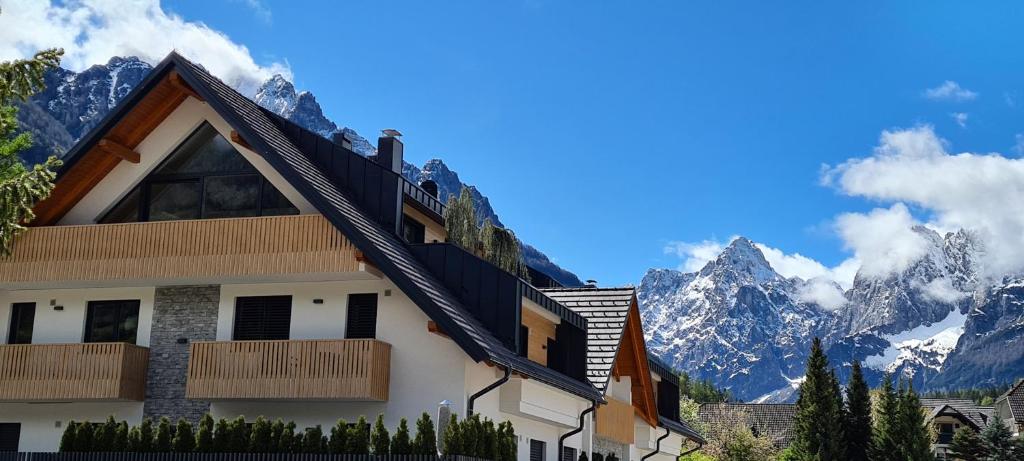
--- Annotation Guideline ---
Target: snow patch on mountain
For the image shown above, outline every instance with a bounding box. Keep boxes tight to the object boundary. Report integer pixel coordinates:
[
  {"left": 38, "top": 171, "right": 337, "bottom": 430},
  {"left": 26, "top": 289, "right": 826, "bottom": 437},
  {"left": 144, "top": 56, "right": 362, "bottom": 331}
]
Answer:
[{"left": 863, "top": 308, "right": 967, "bottom": 373}]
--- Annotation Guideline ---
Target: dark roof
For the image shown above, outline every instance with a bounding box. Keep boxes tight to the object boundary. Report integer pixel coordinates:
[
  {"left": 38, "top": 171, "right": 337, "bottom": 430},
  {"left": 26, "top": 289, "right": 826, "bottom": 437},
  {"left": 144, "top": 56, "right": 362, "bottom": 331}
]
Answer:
[
  {"left": 648, "top": 356, "right": 679, "bottom": 386},
  {"left": 659, "top": 416, "right": 706, "bottom": 445},
  {"left": 539, "top": 287, "right": 634, "bottom": 391},
  {"left": 996, "top": 379, "right": 1024, "bottom": 423},
  {"left": 58, "top": 52, "right": 602, "bottom": 403},
  {"left": 698, "top": 403, "right": 797, "bottom": 448},
  {"left": 920, "top": 398, "right": 994, "bottom": 429}
]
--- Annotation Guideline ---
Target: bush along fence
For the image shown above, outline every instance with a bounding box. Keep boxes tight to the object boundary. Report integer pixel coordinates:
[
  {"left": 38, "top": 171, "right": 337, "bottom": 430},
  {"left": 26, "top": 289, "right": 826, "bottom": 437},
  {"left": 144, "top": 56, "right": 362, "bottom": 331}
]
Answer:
[{"left": 3, "top": 412, "right": 515, "bottom": 461}]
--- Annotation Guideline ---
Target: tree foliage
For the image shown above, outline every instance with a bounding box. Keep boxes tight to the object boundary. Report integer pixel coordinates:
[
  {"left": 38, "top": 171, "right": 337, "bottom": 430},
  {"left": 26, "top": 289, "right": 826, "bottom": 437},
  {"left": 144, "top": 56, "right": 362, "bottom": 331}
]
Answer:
[
  {"left": 195, "top": 414, "right": 215, "bottom": 453},
  {"left": 412, "top": 412, "right": 438, "bottom": 455},
  {"left": 444, "top": 187, "right": 530, "bottom": 280},
  {"left": 790, "top": 337, "right": 845, "bottom": 460},
  {"left": 371, "top": 414, "right": 391, "bottom": 455},
  {"left": 896, "top": 381, "right": 934, "bottom": 461},
  {"left": 679, "top": 371, "right": 734, "bottom": 403},
  {"left": 0, "top": 48, "right": 62, "bottom": 103},
  {"left": 844, "top": 360, "right": 873, "bottom": 460},
  {"left": 172, "top": 418, "right": 195, "bottom": 453},
  {"left": 980, "top": 418, "right": 1023, "bottom": 460},
  {"left": 948, "top": 426, "right": 986, "bottom": 461},
  {"left": 391, "top": 417, "right": 413, "bottom": 455}
]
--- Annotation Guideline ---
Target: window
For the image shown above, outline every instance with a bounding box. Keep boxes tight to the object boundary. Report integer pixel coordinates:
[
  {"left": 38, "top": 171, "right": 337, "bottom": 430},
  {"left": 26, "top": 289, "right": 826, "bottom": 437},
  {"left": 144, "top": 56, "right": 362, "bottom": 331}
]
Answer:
[
  {"left": 402, "top": 214, "right": 425, "bottom": 244},
  {"left": 7, "top": 303, "right": 35, "bottom": 344},
  {"left": 232, "top": 296, "right": 292, "bottom": 341},
  {"left": 100, "top": 122, "right": 298, "bottom": 224},
  {"left": 85, "top": 300, "right": 140, "bottom": 343},
  {"left": 345, "top": 294, "right": 379, "bottom": 339},
  {"left": 562, "top": 446, "right": 577, "bottom": 461},
  {"left": 530, "top": 440, "right": 546, "bottom": 461},
  {"left": 0, "top": 423, "right": 19, "bottom": 452}
]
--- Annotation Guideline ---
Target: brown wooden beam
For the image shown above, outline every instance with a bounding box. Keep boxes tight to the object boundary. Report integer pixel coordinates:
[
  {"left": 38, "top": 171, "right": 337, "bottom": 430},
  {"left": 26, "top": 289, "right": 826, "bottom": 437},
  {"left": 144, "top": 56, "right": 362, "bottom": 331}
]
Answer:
[
  {"left": 230, "top": 130, "right": 253, "bottom": 151},
  {"left": 427, "top": 321, "right": 450, "bottom": 339},
  {"left": 97, "top": 139, "right": 141, "bottom": 163},
  {"left": 169, "top": 71, "right": 203, "bottom": 101}
]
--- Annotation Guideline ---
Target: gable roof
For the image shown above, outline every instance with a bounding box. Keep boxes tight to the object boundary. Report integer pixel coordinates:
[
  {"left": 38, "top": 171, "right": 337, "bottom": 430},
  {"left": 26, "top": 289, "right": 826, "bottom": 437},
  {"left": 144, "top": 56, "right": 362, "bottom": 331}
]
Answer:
[
  {"left": 40, "top": 51, "right": 602, "bottom": 402},
  {"left": 996, "top": 379, "right": 1024, "bottom": 423},
  {"left": 920, "top": 398, "right": 993, "bottom": 429},
  {"left": 698, "top": 403, "right": 797, "bottom": 448},
  {"left": 540, "top": 287, "right": 632, "bottom": 391}
]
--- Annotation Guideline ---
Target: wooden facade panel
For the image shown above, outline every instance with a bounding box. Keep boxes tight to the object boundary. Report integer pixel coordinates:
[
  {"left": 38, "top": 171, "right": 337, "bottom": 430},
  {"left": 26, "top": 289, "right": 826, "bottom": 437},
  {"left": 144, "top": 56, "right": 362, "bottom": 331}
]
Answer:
[
  {"left": 0, "top": 343, "right": 149, "bottom": 402},
  {"left": 596, "top": 397, "right": 635, "bottom": 445},
  {"left": 0, "top": 215, "right": 360, "bottom": 284},
  {"left": 186, "top": 339, "right": 391, "bottom": 401},
  {"left": 521, "top": 307, "right": 556, "bottom": 366}
]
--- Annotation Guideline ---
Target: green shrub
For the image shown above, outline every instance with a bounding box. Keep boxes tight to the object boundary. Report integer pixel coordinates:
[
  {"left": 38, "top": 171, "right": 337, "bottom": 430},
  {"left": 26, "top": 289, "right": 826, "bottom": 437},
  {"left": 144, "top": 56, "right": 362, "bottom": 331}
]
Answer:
[
  {"left": 95, "top": 416, "right": 117, "bottom": 451},
  {"left": 249, "top": 416, "right": 272, "bottom": 453},
  {"left": 328, "top": 419, "right": 349, "bottom": 454},
  {"left": 114, "top": 421, "right": 129, "bottom": 451},
  {"left": 302, "top": 425, "right": 326, "bottom": 453},
  {"left": 578, "top": 451, "right": 589, "bottom": 461},
  {"left": 279, "top": 421, "right": 297, "bottom": 453},
  {"left": 481, "top": 418, "right": 498, "bottom": 460},
  {"left": 73, "top": 422, "right": 94, "bottom": 452},
  {"left": 347, "top": 416, "right": 370, "bottom": 454},
  {"left": 228, "top": 416, "right": 249, "bottom": 452},
  {"left": 138, "top": 418, "right": 154, "bottom": 452},
  {"left": 442, "top": 413, "right": 462, "bottom": 456},
  {"left": 391, "top": 417, "right": 412, "bottom": 455},
  {"left": 413, "top": 412, "right": 438, "bottom": 455},
  {"left": 269, "top": 419, "right": 285, "bottom": 453},
  {"left": 497, "top": 421, "right": 517, "bottom": 461},
  {"left": 59, "top": 420, "right": 77, "bottom": 452},
  {"left": 213, "top": 418, "right": 230, "bottom": 452},
  {"left": 195, "top": 414, "right": 215, "bottom": 453},
  {"left": 127, "top": 426, "right": 143, "bottom": 452},
  {"left": 172, "top": 418, "right": 195, "bottom": 452},
  {"left": 155, "top": 417, "right": 173, "bottom": 452},
  {"left": 371, "top": 414, "right": 390, "bottom": 455}
]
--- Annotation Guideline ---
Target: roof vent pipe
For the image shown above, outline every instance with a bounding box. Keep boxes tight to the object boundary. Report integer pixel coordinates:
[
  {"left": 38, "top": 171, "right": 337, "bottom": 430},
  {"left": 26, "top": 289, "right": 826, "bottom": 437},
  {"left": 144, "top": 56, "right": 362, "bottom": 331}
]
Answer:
[
  {"left": 584, "top": 280, "right": 598, "bottom": 288},
  {"left": 420, "top": 180, "right": 439, "bottom": 198}
]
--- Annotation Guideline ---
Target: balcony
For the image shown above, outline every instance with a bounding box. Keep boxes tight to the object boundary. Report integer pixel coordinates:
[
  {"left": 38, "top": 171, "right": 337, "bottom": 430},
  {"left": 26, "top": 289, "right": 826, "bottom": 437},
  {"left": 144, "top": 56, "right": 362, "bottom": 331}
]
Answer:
[
  {"left": 0, "top": 343, "right": 149, "bottom": 402},
  {"left": 596, "top": 397, "right": 635, "bottom": 444},
  {"left": 0, "top": 215, "right": 368, "bottom": 287},
  {"left": 186, "top": 339, "right": 391, "bottom": 401}
]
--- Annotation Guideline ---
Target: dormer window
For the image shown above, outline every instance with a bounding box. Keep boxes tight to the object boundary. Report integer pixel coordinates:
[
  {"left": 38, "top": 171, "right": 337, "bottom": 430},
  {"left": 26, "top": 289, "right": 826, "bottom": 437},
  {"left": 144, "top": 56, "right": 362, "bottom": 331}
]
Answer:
[{"left": 100, "top": 122, "right": 298, "bottom": 223}]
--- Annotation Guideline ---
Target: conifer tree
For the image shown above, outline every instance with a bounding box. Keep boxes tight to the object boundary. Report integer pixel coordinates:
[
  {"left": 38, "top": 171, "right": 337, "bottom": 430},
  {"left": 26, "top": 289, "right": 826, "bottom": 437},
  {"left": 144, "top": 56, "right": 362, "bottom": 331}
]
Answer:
[
  {"left": 413, "top": 412, "right": 438, "bottom": 455},
  {"left": 897, "top": 381, "right": 933, "bottom": 461},
  {"left": 844, "top": 360, "right": 873, "bottom": 460},
  {"left": 482, "top": 417, "right": 498, "bottom": 460},
  {"left": 871, "top": 374, "right": 900, "bottom": 461},
  {"left": 980, "top": 418, "right": 1019, "bottom": 460},
  {"left": 138, "top": 418, "right": 155, "bottom": 452},
  {"left": 790, "top": 337, "right": 845, "bottom": 460},
  {"left": 72, "top": 422, "right": 93, "bottom": 452},
  {"left": 303, "top": 425, "right": 327, "bottom": 453},
  {"left": 442, "top": 413, "right": 463, "bottom": 456},
  {"left": 328, "top": 419, "right": 349, "bottom": 454},
  {"left": 279, "top": 421, "right": 297, "bottom": 453},
  {"left": 268, "top": 419, "right": 284, "bottom": 453},
  {"left": 155, "top": 417, "right": 173, "bottom": 452},
  {"left": 371, "top": 414, "right": 391, "bottom": 454},
  {"left": 213, "top": 418, "right": 231, "bottom": 452},
  {"left": 172, "top": 418, "right": 195, "bottom": 453},
  {"left": 195, "top": 414, "right": 215, "bottom": 453},
  {"left": 229, "top": 416, "right": 249, "bottom": 452},
  {"left": 391, "top": 417, "right": 413, "bottom": 454},
  {"left": 127, "top": 426, "right": 143, "bottom": 452},
  {"left": 347, "top": 416, "right": 371, "bottom": 454},
  {"left": 249, "top": 416, "right": 272, "bottom": 453},
  {"left": 59, "top": 421, "right": 77, "bottom": 452},
  {"left": 498, "top": 421, "right": 517, "bottom": 461},
  {"left": 948, "top": 427, "right": 986, "bottom": 461},
  {"left": 578, "top": 451, "right": 589, "bottom": 461},
  {"left": 95, "top": 416, "right": 117, "bottom": 451},
  {"left": 114, "top": 421, "right": 129, "bottom": 452}
]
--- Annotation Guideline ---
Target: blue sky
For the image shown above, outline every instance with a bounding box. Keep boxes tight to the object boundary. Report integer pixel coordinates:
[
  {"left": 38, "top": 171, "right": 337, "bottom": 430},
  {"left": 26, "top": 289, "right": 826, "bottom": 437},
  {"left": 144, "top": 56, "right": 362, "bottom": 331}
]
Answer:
[{"left": 8, "top": 1, "right": 1024, "bottom": 287}]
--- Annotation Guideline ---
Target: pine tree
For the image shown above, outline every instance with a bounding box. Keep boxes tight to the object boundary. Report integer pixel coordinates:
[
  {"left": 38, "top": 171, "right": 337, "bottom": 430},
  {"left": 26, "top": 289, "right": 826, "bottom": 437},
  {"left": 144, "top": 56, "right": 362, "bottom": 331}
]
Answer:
[
  {"left": 73, "top": 422, "right": 94, "bottom": 452},
  {"left": 229, "top": 416, "right": 249, "bottom": 452},
  {"left": 347, "top": 416, "right": 371, "bottom": 454},
  {"left": 303, "top": 425, "right": 326, "bottom": 453},
  {"left": 59, "top": 420, "right": 77, "bottom": 452},
  {"left": 948, "top": 427, "right": 986, "bottom": 461},
  {"left": 213, "top": 418, "right": 231, "bottom": 452},
  {"left": 897, "top": 380, "right": 933, "bottom": 461},
  {"left": 845, "top": 361, "right": 873, "bottom": 460},
  {"left": 482, "top": 417, "right": 498, "bottom": 460},
  {"left": 790, "top": 337, "right": 845, "bottom": 460},
  {"left": 138, "top": 418, "right": 154, "bottom": 452},
  {"left": 371, "top": 414, "right": 390, "bottom": 454},
  {"left": 413, "top": 412, "right": 438, "bottom": 455},
  {"left": 113, "top": 421, "right": 129, "bottom": 452},
  {"left": 499, "top": 421, "right": 517, "bottom": 461},
  {"left": 279, "top": 421, "right": 297, "bottom": 453},
  {"left": 195, "top": 414, "right": 215, "bottom": 453},
  {"left": 127, "top": 426, "right": 143, "bottom": 452},
  {"left": 442, "top": 413, "right": 463, "bottom": 456},
  {"left": 391, "top": 417, "right": 413, "bottom": 454},
  {"left": 268, "top": 419, "right": 284, "bottom": 453},
  {"left": 249, "top": 416, "right": 272, "bottom": 453},
  {"left": 155, "top": 417, "right": 173, "bottom": 452},
  {"left": 980, "top": 418, "right": 1018, "bottom": 460},
  {"left": 871, "top": 374, "right": 900, "bottom": 461},
  {"left": 172, "top": 418, "right": 195, "bottom": 453},
  {"left": 329, "top": 419, "right": 349, "bottom": 454},
  {"left": 95, "top": 416, "right": 117, "bottom": 451}
]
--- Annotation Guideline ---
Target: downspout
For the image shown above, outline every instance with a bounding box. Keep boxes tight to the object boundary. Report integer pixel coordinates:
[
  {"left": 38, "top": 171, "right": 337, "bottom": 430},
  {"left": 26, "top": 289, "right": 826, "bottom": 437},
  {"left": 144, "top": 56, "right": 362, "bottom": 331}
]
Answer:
[
  {"left": 640, "top": 427, "right": 670, "bottom": 461},
  {"left": 467, "top": 365, "right": 512, "bottom": 417},
  {"left": 558, "top": 401, "right": 597, "bottom": 461}
]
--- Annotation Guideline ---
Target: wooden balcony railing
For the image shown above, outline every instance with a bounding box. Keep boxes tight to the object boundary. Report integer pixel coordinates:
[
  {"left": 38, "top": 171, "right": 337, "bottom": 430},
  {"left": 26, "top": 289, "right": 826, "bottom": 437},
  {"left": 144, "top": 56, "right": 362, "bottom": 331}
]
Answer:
[
  {"left": 0, "top": 215, "right": 360, "bottom": 285},
  {"left": 0, "top": 343, "right": 149, "bottom": 402},
  {"left": 596, "top": 397, "right": 635, "bottom": 444},
  {"left": 186, "top": 339, "right": 391, "bottom": 401}
]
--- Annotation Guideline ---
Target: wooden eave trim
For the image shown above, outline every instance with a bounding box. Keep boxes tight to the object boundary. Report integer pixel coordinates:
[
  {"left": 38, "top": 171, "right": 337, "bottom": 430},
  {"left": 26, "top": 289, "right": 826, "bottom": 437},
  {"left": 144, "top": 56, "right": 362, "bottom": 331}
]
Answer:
[
  {"left": 625, "top": 298, "right": 660, "bottom": 427},
  {"left": 97, "top": 139, "right": 141, "bottom": 163},
  {"left": 230, "top": 130, "right": 253, "bottom": 151},
  {"left": 169, "top": 71, "right": 203, "bottom": 101}
]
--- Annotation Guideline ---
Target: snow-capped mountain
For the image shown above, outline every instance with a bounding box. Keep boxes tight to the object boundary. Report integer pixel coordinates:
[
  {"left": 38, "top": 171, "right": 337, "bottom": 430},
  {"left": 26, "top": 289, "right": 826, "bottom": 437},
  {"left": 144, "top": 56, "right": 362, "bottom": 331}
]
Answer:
[
  {"left": 15, "top": 56, "right": 583, "bottom": 287},
  {"left": 639, "top": 230, "right": 1021, "bottom": 402}
]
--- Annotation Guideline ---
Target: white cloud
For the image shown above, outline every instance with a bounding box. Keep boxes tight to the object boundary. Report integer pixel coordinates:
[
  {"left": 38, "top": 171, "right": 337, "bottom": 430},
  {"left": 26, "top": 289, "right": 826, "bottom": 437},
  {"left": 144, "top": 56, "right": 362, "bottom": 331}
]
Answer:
[
  {"left": 916, "top": 278, "right": 970, "bottom": 304},
  {"left": 796, "top": 278, "right": 848, "bottom": 311},
  {"left": 950, "top": 112, "right": 968, "bottom": 128},
  {"left": 664, "top": 237, "right": 735, "bottom": 273},
  {"left": 825, "top": 125, "right": 1024, "bottom": 279},
  {"left": 1005, "top": 91, "right": 1017, "bottom": 108},
  {"left": 1014, "top": 133, "right": 1024, "bottom": 155},
  {"left": 0, "top": 0, "right": 290, "bottom": 96},
  {"left": 922, "top": 81, "right": 978, "bottom": 102},
  {"left": 754, "top": 243, "right": 858, "bottom": 289},
  {"left": 233, "top": 0, "right": 272, "bottom": 23}
]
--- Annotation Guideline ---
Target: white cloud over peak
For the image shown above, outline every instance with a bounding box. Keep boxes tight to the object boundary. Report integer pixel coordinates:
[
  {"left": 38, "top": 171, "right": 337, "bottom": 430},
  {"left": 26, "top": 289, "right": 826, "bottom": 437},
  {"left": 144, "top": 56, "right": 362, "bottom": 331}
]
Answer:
[
  {"left": 0, "top": 0, "right": 290, "bottom": 96},
  {"left": 923, "top": 81, "right": 978, "bottom": 102},
  {"left": 833, "top": 204, "right": 931, "bottom": 278},
  {"left": 950, "top": 112, "right": 968, "bottom": 128},
  {"left": 795, "top": 278, "right": 848, "bottom": 311},
  {"left": 664, "top": 238, "right": 734, "bottom": 273}
]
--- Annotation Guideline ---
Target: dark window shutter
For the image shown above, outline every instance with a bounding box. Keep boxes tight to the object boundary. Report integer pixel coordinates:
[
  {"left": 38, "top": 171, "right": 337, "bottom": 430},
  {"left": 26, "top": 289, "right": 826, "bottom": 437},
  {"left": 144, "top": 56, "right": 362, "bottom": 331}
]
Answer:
[
  {"left": 0, "top": 423, "right": 20, "bottom": 452},
  {"left": 7, "top": 303, "right": 35, "bottom": 344},
  {"left": 233, "top": 296, "right": 292, "bottom": 340},
  {"left": 562, "top": 446, "right": 577, "bottom": 461},
  {"left": 519, "top": 325, "right": 530, "bottom": 356},
  {"left": 530, "top": 440, "right": 546, "bottom": 461},
  {"left": 345, "top": 293, "right": 379, "bottom": 339},
  {"left": 547, "top": 337, "right": 565, "bottom": 373},
  {"left": 657, "top": 378, "right": 681, "bottom": 421}
]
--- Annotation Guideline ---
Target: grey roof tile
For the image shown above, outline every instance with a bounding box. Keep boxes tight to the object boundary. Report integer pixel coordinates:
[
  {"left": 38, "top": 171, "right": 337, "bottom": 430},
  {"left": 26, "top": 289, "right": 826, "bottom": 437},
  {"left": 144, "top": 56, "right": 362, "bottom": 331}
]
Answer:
[{"left": 698, "top": 403, "right": 797, "bottom": 448}]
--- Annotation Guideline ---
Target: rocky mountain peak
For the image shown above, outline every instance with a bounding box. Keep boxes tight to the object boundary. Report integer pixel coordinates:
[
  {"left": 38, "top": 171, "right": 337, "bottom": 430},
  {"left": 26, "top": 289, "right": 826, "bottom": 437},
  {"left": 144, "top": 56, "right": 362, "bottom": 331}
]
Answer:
[
  {"left": 700, "top": 237, "right": 780, "bottom": 287},
  {"left": 254, "top": 74, "right": 297, "bottom": 115}
]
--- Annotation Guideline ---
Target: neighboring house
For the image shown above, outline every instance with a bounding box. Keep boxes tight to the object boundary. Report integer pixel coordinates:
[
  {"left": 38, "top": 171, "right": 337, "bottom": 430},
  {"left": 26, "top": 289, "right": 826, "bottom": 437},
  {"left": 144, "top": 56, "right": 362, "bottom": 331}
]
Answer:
[
  {"left": 541, "top": 288, "right": 704, "bottom": 461},
  {"left": 921, "top": 399, "right": 994, "bottom": 460},
  {"left": 697, "top": 403, "right": 797, "bottom": 448},
  {"left": 994, "top": 379, "right": 1024, "bottom": 437},
  {"left": 0, "top": 51, "right": 623, "bottom": 457}
]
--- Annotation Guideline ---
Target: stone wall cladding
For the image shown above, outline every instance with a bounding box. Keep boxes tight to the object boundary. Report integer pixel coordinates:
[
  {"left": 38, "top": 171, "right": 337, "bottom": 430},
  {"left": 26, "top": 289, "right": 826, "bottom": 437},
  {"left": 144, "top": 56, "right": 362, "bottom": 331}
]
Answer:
[
  {"left": 143, "top": 285, "right": 220, "bottom": 422},
  {"left": 593, "top": 437, "right": 628, "bottom": 461}
]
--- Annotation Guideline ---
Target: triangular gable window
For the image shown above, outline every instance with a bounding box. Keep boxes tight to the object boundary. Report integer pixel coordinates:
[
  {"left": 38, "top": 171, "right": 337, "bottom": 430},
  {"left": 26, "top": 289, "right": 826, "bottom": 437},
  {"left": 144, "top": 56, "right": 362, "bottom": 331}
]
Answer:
[{"left": 100, "top": 122, "right": 298, "bottom": 223}]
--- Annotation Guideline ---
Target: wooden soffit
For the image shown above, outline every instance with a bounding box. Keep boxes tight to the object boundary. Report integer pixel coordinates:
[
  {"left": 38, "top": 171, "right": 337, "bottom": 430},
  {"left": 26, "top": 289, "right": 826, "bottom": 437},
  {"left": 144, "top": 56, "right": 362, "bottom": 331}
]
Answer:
[{"left": 611, "top": 297, "right": 660, "bottom": 427}]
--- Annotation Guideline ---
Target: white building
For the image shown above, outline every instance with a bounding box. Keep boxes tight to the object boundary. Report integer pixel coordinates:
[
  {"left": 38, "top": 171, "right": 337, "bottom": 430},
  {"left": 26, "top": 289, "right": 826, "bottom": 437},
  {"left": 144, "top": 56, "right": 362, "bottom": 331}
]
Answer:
[{"left": 0, "top": 52, "right": 701, "bottom": 459}]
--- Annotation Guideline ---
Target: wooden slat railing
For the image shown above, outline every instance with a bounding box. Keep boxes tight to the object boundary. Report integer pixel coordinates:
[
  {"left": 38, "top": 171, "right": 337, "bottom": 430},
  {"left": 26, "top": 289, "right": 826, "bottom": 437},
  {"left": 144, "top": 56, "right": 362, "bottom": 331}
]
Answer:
[
  {"left": 596, "top": 397, "right": 635, "bottom": 444},
  {"left": 0, "top": 343, "right": 149, "bottom": 402},
  {"left": 0, "top": 215, "right": 360, "bottom": 284},
  {"left": 186, "top": 339, "right": 391, "bottom": 401}
]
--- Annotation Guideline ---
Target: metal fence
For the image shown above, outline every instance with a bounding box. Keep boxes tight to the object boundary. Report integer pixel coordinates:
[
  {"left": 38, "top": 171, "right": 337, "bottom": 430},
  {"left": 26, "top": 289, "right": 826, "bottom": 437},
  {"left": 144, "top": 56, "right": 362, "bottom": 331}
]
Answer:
[{"left": 1, "top": 454, "right": 491, "bottom": 461}]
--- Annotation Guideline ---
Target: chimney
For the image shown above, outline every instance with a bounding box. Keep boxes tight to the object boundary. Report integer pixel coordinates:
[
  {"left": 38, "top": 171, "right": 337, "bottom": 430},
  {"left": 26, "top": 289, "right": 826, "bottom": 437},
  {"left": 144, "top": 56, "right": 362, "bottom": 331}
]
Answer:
[
  {"left": 420, "top": 180, "right": 438, "bottom": 198},
  {"left": 377, "top": 129, "right": 404, "bottom": 174},
  {"left": 332, "top": 131, "right": 352, "bottom": 151},
  {"left": 584, "top": 279, "right": 598, "bottom": 288}
]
